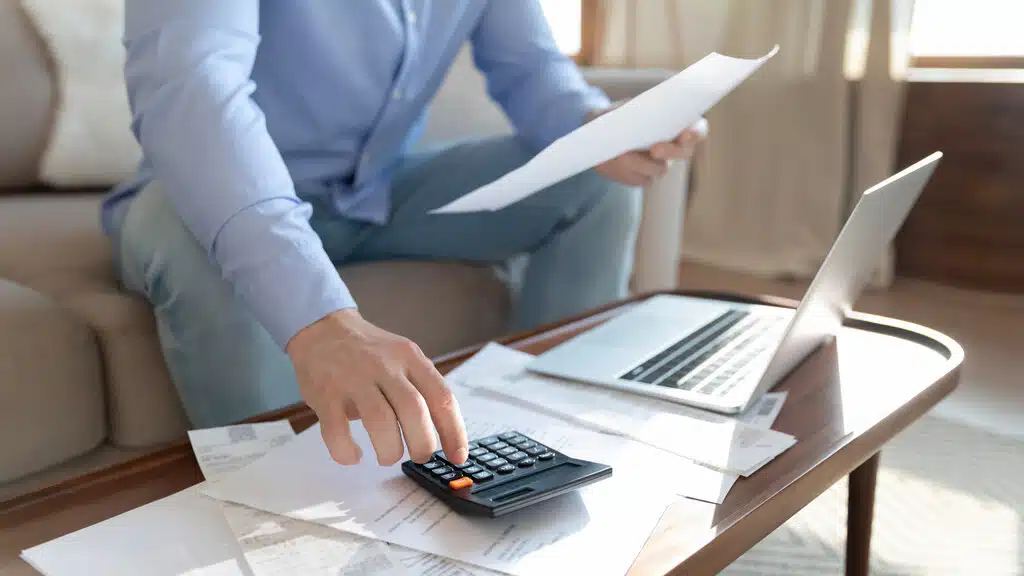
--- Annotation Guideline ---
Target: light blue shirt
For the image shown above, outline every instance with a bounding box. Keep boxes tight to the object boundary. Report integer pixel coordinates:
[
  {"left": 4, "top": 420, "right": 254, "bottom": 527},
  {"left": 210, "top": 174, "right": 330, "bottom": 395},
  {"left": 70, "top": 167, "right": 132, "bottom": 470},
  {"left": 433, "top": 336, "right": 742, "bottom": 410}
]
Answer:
[{"left": 104, "top": 0, "right": 609, "bottom": 349}]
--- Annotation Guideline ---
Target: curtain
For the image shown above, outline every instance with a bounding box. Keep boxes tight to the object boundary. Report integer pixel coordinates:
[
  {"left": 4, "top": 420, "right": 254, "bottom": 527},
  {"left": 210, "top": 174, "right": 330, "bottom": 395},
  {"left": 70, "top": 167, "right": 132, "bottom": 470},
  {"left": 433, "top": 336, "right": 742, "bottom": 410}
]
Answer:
[{"left": 594, "top": 0, "right": 916, "bottom": 286}]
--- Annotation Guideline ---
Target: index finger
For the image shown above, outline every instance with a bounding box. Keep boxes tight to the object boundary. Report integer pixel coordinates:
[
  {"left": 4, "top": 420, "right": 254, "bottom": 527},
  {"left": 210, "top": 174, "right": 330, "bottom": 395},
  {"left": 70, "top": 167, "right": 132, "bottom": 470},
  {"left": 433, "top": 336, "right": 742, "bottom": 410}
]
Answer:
[{"left": 408, "top": 356, "right": 469, "bottom": 464}]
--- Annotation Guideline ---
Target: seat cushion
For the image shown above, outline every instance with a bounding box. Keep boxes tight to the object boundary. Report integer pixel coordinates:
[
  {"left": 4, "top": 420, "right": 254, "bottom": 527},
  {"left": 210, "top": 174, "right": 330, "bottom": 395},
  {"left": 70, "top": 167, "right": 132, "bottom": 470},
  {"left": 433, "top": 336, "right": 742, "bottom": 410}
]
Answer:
[
  {"left": 0, "top": 192, "right": 115, "bottom": 297},
  {"left": 340, "top": 260, "right": 511, "bottom": 358},
  {"left": 0, "top": 280, "right": 106, "bottom": 483}
]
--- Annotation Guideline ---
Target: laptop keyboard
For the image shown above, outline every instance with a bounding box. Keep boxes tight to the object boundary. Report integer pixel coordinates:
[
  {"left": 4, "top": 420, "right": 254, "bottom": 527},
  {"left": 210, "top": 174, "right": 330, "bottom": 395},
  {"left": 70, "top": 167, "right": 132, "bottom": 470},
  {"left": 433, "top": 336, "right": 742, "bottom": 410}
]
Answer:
[{"left": 619, "top": 310, "right": 786, "bottom": 396}]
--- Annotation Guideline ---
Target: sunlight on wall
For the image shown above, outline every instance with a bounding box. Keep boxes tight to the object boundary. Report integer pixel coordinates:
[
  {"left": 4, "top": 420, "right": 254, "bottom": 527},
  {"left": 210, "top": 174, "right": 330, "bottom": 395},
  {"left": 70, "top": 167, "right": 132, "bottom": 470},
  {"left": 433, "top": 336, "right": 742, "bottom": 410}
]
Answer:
[
  {"left": 911, "top": 0, "right": 1024, "bottom": 56},
  {"left": 540, "top": 0, "right": 582, "bottom": 55}
]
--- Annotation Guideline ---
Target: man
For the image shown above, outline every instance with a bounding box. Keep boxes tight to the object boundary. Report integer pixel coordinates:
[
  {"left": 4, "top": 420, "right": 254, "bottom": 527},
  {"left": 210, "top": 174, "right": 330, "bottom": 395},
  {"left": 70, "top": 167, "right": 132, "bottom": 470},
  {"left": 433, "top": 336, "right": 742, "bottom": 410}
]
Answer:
[{"left": 107, "top": 1, "right": 703, "bottom": 469}]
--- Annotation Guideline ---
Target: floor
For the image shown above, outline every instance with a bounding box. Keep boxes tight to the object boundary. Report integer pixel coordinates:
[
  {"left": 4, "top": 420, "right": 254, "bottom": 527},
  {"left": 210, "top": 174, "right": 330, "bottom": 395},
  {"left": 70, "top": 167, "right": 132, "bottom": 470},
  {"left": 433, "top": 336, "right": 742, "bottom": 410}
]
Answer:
[{"left": 678, "top": 261, "right": 1024, "bottom": 575}]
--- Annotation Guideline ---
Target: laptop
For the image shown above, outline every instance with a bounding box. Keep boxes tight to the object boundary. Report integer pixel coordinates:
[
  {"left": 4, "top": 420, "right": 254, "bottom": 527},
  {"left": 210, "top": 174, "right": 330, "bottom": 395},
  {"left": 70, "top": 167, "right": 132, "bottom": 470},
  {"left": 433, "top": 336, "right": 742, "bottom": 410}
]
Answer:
[{"left": 526, "top": 152, "right": 943, "bottom": 415}]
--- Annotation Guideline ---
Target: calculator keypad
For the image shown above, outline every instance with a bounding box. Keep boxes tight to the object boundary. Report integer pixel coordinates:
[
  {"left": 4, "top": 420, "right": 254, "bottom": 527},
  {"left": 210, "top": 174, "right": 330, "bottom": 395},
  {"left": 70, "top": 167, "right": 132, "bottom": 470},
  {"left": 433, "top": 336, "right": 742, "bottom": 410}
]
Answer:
[{"left": 414, "top": 431, "right": 558, "bottom": 491}]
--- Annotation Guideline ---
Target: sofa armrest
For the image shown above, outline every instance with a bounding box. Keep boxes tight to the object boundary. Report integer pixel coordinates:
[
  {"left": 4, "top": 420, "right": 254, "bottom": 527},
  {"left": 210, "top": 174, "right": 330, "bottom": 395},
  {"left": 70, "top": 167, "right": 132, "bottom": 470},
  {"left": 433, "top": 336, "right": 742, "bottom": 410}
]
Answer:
[
  {"left": 421, "top": 50, "right": 688, "bottom": 293},
  {"left": 582, "top": 67, "right": 688, "bottom": 293}
]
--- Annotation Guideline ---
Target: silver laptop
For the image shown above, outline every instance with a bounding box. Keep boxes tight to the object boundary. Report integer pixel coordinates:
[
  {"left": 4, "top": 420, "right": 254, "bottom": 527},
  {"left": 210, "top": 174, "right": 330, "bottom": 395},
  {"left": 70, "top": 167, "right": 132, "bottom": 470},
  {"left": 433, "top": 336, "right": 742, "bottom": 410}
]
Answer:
[{"left": 526, "top": 152, "right": 943, "bottom": 414}]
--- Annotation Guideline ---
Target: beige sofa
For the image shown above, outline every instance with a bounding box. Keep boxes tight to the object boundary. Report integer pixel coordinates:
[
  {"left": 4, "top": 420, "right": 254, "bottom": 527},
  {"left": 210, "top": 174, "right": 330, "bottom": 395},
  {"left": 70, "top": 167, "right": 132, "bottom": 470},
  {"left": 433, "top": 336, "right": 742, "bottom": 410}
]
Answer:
[{"left": 0, "top": 4, "right": 688, "bottom": 496}]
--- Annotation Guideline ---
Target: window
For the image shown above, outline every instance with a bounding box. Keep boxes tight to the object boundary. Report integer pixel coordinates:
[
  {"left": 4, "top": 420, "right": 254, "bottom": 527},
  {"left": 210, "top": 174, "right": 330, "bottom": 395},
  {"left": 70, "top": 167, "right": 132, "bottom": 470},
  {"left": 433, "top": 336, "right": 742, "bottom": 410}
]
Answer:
[
  {"left": 540, "top": 0, "right": 583, "bottom": 56},
  {"left": 910, "top": 0, "right": 1024, "bottom": 67}
]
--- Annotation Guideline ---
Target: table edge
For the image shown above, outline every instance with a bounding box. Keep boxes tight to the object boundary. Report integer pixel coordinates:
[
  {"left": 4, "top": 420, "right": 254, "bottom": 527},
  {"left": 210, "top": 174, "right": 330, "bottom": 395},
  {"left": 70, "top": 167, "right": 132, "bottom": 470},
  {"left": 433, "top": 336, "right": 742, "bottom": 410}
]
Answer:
[{"left": 1, "top": 289, "right": 965, "bottom": 531}]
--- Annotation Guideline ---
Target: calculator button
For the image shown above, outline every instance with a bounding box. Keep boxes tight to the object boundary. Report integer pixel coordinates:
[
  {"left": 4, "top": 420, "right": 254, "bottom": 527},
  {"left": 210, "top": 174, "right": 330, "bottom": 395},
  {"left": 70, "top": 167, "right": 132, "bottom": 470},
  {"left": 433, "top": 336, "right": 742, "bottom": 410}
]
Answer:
[
  {"left": 472, "top": 471, "right": 494, "bottom": 482},
  {"left": 431, "top": 466, "right": 452, "bottom": 476},
  {"left": 497, "top": 464, "right": 516, "bottom": 474},
  {"left": 506, "top": 451, "right": 528, "bottom": 462},
  {"left": 448, "top": 477, "right": 473, "bottom": 490},
  {"left": 463, "top": 465, "right": 483, "bottom": 475},
  {"left": 489, "top": 441, "right": 509, "bottom": 450},
  {"left": 508, "top": 435, "right": 528, "bottom": 444},
  {"left": 496, "top": 447, "right": 516, "bottom": 456},
  {"left": 497, "top": 432, "right": 519, "bottom": 440},
  {"left": 478, "top": 436, "right": 500, "bottom": 446},
  {"left": 440, "top": 472, "right": 459, "bottom": 482},
  {"left": 477, "top": 453, "right": 497, "bottom": 463},
  {"left": 514, "top": 441, "right": 536, "bottom": 450},
  {"left": 423, "top": 461, "right": 442, "bottom": 470},
  {"left": 525, "top": 446, "right": 546, "bottom": 456},
  {"left": 468, "top": 447, "right": 488, "bottom": 457},
  {"left": 537, "top": 452, "right": 555, "bottom": 461},
  {"left": 453, "top": 461, "right": 475, "bottom": 470},
  {"left": 518, "top": 458, "right": 536, "bottom": 467},
  {"left": 467, "top": 443, "right": 479, "bottom": 450},
  {"left": 485, "top": 458, "right": 508, "bottom": 470}
]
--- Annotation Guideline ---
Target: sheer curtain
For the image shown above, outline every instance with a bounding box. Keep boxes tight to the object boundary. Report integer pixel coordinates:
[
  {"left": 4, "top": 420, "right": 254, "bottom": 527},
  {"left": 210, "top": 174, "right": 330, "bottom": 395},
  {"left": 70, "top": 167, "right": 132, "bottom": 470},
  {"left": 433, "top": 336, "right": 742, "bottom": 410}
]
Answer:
[{"left": 594, "top": 0, "right": 916, "bottom": 285}]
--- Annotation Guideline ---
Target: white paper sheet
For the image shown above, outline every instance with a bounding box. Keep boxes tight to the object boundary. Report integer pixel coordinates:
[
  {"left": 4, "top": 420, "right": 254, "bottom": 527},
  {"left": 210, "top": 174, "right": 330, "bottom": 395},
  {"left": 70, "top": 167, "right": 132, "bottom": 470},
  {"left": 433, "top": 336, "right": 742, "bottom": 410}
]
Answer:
[
  {"left": 20, "top": 422, "right": 305, "bottom": 576},
  {"left": 462, "top": 344, "right": 795, "bottom": 476},
  {"left": 202, "top": 392, "right": 685, "bottom": 576},
  {"left": 449, "top": 344, "right": 791, "bottom": 503},
  {"left": 430, "top": 47, "right": 778, "bottom": 214},
  {"left": 189, "top": 423, "right": 499, "bottom": 576}
]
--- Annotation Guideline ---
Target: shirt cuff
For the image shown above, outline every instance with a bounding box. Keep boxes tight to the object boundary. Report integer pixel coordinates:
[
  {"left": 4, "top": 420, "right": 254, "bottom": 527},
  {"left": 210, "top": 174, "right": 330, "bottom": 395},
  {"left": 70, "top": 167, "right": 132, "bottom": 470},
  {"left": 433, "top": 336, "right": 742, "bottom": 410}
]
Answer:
[
  {"left": 235, "top": 243, "right": 356, "bottom": 349},
  {"left": 214, "top": 199, "right": 356, "bottom": 349}
]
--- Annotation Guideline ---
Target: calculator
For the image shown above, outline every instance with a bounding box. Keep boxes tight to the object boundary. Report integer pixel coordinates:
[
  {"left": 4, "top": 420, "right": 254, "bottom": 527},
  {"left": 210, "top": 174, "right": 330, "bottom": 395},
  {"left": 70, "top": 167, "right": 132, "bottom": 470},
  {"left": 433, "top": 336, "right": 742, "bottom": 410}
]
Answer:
[{"left": 401, "top": 431, "right": 612, "bottom": 517}]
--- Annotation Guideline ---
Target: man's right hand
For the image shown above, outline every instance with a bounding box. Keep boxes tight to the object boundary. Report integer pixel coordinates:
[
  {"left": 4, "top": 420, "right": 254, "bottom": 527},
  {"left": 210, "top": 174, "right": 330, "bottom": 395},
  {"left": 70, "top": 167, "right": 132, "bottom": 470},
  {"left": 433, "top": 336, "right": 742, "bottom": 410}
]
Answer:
[{"left": 286, "top": 309, "right": 469, "bottom": 467}]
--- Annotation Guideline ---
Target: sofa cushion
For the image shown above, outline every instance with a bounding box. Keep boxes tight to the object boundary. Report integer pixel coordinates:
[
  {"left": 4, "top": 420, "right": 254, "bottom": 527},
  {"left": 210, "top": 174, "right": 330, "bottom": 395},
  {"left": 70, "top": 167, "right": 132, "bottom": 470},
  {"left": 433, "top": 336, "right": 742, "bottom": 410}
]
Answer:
[
  {"left": 0, "top": 280, "right": 106, "bottom": 483},
  {"left": 0, "top": 193, "right": 115, "bottom": 297},
  {"left": 340, "top": 261, "right": 510, "bottom": 358},
  {"left": 63, "top": 291, "right": 190, "bottom": 448}
]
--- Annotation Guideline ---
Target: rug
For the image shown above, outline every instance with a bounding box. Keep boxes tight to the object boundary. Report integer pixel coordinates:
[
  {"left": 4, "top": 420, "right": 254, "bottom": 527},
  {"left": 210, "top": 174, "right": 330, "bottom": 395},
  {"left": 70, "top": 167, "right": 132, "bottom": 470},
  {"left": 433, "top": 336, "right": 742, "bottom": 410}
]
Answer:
[{"left": 722, "top": 415, "right": 1024, "bottom": 575}]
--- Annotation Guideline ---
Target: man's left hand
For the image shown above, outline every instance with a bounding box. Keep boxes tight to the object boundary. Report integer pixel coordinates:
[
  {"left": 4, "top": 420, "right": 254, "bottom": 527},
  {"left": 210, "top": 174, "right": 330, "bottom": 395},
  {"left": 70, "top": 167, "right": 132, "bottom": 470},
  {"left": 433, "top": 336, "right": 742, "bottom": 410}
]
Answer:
[{"left": 588, "top": 105, "right": 708, "bottom": 187}]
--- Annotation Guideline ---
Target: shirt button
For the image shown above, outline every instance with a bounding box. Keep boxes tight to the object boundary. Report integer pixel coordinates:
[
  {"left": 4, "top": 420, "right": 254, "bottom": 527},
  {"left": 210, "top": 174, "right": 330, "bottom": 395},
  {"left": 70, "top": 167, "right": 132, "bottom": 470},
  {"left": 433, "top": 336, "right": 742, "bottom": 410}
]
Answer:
[
  {"left": 392, "top": 89, "right": 403, "bottom": 100},
  {"left": 407, "top": 11, "right": 417, "bottom": 24}
]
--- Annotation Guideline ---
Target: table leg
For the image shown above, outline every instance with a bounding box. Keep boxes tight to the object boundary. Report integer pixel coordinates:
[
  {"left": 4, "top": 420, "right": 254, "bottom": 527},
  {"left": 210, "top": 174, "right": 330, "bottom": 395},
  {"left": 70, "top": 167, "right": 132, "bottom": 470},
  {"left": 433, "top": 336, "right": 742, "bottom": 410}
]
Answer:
[{"left": 846, "top": 452, "right": 880, "bottom": 576}]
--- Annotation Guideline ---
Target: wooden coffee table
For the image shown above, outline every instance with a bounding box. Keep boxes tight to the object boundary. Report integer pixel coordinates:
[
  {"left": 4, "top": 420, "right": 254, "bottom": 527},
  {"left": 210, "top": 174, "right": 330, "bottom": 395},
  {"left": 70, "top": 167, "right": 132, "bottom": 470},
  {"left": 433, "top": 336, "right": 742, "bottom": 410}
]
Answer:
[{"left": 0, "top": 290, "right": 962, "bottom": 576}]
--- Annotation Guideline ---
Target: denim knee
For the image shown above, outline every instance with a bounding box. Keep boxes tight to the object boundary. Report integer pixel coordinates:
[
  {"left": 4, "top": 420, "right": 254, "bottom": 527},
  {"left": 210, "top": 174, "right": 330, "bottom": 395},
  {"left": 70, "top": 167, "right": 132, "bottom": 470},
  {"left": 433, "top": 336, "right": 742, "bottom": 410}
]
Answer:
[{"left": 576, "top": 171, "right": 644, "bottom": 242}]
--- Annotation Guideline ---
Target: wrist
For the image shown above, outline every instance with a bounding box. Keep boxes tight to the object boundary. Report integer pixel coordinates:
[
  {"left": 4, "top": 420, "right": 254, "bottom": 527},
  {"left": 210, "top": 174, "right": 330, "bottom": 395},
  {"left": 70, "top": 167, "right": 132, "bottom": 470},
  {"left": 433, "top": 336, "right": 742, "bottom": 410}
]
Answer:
[{"left": 286, "top": 306, "right": 361, "bottom": 356}]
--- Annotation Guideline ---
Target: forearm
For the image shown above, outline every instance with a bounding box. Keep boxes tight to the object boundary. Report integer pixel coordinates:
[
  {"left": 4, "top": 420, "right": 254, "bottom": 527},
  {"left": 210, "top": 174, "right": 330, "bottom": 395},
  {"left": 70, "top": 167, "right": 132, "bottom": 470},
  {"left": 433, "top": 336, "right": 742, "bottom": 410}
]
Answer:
[{"left": 126, "top": 3, "right": 353, "bottom": 348}]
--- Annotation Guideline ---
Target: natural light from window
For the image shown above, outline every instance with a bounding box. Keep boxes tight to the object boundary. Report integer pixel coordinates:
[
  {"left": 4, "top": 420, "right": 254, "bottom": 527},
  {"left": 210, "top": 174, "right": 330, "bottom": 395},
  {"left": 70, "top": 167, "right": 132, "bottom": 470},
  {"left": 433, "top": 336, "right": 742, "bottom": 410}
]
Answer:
[
  {"left": 910, "top": 0, "right": 1024, "bottom": 56},
  {"left": 540, "top": 0, "right": 582, "bottom": 55}
]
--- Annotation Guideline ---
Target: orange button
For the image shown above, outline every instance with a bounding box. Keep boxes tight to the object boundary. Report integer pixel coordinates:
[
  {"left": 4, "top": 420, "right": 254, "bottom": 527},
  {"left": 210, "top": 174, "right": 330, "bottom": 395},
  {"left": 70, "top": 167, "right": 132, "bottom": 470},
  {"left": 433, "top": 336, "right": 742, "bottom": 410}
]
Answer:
[{"left": 449, "top": 477, "right": 473, "bottom": 490}]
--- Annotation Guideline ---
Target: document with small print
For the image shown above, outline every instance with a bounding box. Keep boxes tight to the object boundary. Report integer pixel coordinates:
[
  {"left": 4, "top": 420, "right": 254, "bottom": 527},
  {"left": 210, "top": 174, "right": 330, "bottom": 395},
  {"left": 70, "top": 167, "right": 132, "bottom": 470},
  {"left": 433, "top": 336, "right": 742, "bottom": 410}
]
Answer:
[
  {"left": 201, "top": 391, "right": 690, "bottom": 576},
  {"left": 461, "top": 343, "right": 795, "bottom": 476},
  {"left": 191, "top": 424, "right": 501, "bottom": 576}
]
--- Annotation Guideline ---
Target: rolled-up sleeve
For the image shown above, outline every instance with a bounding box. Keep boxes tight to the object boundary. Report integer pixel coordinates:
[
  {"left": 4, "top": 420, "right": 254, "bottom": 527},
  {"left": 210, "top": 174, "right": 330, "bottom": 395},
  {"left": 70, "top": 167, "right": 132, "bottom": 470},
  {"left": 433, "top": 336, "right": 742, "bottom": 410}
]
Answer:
[
  {"left": 470, "top": 1, "right": 611, "bottom": 151},
  {"left": 124, "top": 0, "right": 354, "bottom": 348}
]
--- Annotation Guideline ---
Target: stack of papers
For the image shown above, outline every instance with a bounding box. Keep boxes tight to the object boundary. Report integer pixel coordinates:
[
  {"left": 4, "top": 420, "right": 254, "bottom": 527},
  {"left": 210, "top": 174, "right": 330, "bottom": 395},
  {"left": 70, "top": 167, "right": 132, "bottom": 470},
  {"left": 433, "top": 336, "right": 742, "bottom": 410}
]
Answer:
[
  {"left": 455, "top": 344, "right": 796, "bottom": 477},
  {"left": 21, "top": 342, "right": 793, "bottom": 575},
  {"left": 19, "top": 46, "right": 788, "bottom": 576}
]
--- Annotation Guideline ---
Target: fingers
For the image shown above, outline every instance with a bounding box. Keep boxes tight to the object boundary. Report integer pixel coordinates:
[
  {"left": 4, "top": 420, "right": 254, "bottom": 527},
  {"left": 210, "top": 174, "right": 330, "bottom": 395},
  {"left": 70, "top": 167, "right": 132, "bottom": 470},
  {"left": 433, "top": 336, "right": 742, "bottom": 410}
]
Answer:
[
  {"left": 405, "top": 345, "right": 469, "bottom": 465},
  {"left": 350, "top": 384, "right": 405, "bottom": 466},
  {"left": 378, "top": 373, "right": 437, "bottom": 464},
  {"left": 320, "top": 405, "right": 362, "bottom": 465},
  {"left": 617, "top": 151, "right": 669, "bottom": 186},
  {"left": 344, "top": 398, "right": 359, "bottom": 421},
  {"left": 650, "top": 130, "right": 702, "bottom": 161}
]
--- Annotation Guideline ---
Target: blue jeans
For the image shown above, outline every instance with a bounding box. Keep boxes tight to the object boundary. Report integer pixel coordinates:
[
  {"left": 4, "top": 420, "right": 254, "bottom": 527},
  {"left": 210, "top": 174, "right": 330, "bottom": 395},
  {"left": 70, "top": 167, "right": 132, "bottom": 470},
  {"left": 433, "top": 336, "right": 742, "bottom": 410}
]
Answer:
[{"left": 117, "top": 135, "right": 642, "bottom": 427}]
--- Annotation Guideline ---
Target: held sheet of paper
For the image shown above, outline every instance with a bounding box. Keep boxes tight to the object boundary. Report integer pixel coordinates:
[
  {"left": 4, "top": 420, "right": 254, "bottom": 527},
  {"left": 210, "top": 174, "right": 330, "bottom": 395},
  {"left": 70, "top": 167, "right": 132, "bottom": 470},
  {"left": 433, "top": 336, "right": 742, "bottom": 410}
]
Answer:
[
  {"left": 455, "top": 343, "right": 795, "bottom": 476},
  {"left": 201, "top": 390, "right": 711, "bottom": 576},
  {"left": 431, "top": 46, "right": 778, "bottom": 214}
]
